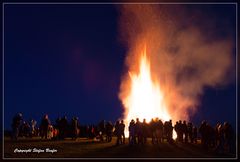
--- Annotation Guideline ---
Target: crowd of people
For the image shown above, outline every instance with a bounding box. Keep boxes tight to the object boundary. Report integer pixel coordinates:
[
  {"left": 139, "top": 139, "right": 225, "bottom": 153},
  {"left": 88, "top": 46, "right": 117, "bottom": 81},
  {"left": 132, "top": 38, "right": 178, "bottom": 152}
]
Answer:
[
  {"left": 199, "top": 120, "right": 235, "bottom": 153},
  {"left": 10, "top": 113, "right": 235, "bottom": 154},
  {"left": 11, "top": 113, "right": 80, "bottom": 140},
  {"left": 127, "top": 118, "right": 195, "bottom": 145}
]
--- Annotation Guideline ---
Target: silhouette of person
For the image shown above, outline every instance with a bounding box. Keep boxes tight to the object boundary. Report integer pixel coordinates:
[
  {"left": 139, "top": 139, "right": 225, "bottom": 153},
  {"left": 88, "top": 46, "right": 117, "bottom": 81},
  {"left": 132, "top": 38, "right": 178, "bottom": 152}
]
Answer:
[
  {"left": 200, "top": 123, "right": 214, "bottom": 149},
  {"left": 156, "top": 119, "right": 164, "bottom": 143},
  {"left": 115, "top": 120, "right": 121, "bottom": 145},
  {"left": 164, "top": 120, "right": 173, "bottom": 143},
  {"left": 223, "top": 122, "right": 234, "bottom": 153},
  {"left": 129, "top": 119, "right": 136, "bottom": 145},
  {"left": 187, "top": 122, "right": 193, "bottom": 143},
  {"left": 55, "top": 117, "right": 61, "bottom": 139},
  {"left": 40, "top": 114, "right": 50, "bottom": 139},
  {"left": 71, "top": 117, "right": 79, "bottom": 140},
  {"left": 150, "top": 118, "right": 157, "bottom": 144},
  {"left": 174, "top": 121, "right": 180, "bottom": 142},
  {"left": 119, "top": 120, "right": 125, "bottom": 144},
  {"left": 59, "top": 116, "right": 68, "bottom": 139},
  {"left": 178, "top": 120, "right": 183, "bottom": 142},
  {"left": 182, "top": 120, "right": 188, "bottom": 143},
  {"left": 11, "top": 113, "right": 23, "bottom": 140},
  {"left": 22, "top": 121, "right": 30, "bottom": 137},
  {"left": 135, "top": 118, "right": 143, "bottom": 144},
  {"left": 98, "top": 120, "right": 106, "bottom": 142},
  {"left": 106, "top": 121, "right": 113, "bottom": 142},
  {"left": 142, "top": 119, "right": 148, "bottom": 144},
  {"left": 199, "top": 120, "right": 208, "bottom": 148},
  {"left": 30, "top": 119, "right": 37, "bottom": 137},
  {"left": 193, "top": 126, "right": 198, "bottom": 144}
]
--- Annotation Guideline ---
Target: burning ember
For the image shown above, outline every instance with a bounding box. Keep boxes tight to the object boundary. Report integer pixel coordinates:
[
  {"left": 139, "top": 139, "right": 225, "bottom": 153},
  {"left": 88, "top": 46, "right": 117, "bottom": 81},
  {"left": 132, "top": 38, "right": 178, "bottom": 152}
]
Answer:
[{"left": 120, "top": 45, "right": 176, "bottom": 138}]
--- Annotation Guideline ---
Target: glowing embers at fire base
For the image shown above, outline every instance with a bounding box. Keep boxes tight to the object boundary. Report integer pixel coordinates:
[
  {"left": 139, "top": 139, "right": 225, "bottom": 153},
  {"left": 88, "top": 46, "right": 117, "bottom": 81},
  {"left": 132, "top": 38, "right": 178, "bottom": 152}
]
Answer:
[{"left": 122, "top": 46, "right": 175, "bottom": 138}]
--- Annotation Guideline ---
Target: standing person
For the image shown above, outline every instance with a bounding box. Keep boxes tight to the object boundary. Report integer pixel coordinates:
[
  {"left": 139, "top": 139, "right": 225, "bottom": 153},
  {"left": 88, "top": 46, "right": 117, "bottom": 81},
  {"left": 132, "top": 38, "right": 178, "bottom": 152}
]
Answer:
[
  {"left": 30, "top": 119, "right": 37, "bottom": 137},
  {"left": 115, "top": 120, "right": 121, "bottom": 145},
  {"left": 216, "top": 123, "right": 224, "bottom": 153},
  {"left": 71, "top": 117, "right": 79, "bottom": 140},
  {"left": 142, "top": 119, "right": 148, "bottom": 144},
  {"left": 174, "top": 121, "right": 180, "bottom": 142},
  {"left": 55, "top": 117, "right": 61, "bottom": 130},
  {"left": 223, "top": 122, "right": 234, "bottom": 153},
  {"left": 193, "top": 126, "right": 198, "bottom": 144},
  {"left": 215, "top": 123, "right": 221, "bottom": 148},
  {"left": 60, "top": 116, "right": 68, "bottom": 139},
  {"left": 11, "top": 113, "right": 23, "bottom": 140},
  {"left": 178, "top": 120, "right": 184, "bottom": 142},
  {"left": 207, "top": 124, "right": 216, "bottom": 148},
  {"left": 98, "top": 120, "right": 106, "bottom": 142},
  {"left": 129, "top": 119, "right": 136, "bottom": 145},
  {"left": 89, "top": 125, "right": 96, "bottom": 139},
  {"left": 55, "top": 117, "right": 61, "bottom": 139},
  {"left": 22, "top": 121, "right": 31, "bottom": 137},
  {"left": 135, "top": 118, "right": 143, "bottom": 144},
  {"left": 187, "top": 122, "right": 193, "bottom": 143},
  {"left": 199, "top": 120, "right": 208, "bottom": 148},
  {"left": 106, "top": 121, "right": 113, "bottom": 142},
  {"left": 164, "top": 120, "right": 173, "bottom": 143},
  {"left": 40, "top": 114, "right": 50, "bottom": 139},
  {"left": 119, "top": 120, "right": 125, "bottom": 144},
  {"left": 150, "top": 118, "right": 156, "bottom": 144},
  {"left": 169, "top": 120, "right": 173, "bottom": 143},
  {"left": 182, "top": 120, "right": 188, "bottom": 143},
  {"left": 157, "top": 119, "right": 164, "bottom": 143}
]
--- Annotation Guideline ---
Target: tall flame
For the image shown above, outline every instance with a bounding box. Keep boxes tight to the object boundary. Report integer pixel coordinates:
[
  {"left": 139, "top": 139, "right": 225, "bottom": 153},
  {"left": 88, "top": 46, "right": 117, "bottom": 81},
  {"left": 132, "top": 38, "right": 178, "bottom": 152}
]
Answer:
[{"left": 121, "top": 45, "right": 176, "bottom": 138}]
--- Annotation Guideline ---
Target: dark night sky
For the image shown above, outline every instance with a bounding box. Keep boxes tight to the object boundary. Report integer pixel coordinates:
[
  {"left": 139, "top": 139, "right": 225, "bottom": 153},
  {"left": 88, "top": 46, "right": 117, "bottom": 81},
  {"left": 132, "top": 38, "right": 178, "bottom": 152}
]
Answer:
[{"left": 4, "top": 4, "right": 236, "bottom": 130}]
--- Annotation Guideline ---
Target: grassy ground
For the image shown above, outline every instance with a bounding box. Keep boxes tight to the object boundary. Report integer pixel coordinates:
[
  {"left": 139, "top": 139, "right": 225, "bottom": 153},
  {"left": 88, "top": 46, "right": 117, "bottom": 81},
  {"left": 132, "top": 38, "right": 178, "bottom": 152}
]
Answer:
[{"left": 3, "top": 137, "right": 235, "bottom": 159}]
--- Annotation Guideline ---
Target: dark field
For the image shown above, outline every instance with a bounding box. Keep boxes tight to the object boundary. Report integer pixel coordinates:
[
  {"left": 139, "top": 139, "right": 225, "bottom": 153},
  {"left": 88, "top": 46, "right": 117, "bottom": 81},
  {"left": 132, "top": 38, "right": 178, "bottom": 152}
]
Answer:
[{"left": 3, "top": 137, "right": 236, "bottom": 159}]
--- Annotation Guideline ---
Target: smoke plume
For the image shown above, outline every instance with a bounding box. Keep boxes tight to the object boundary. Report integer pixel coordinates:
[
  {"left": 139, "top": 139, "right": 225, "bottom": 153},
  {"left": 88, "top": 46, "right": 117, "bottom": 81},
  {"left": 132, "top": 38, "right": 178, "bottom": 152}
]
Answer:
[{"left": 118, "top": 4, "right": 234, "bottom": 121}]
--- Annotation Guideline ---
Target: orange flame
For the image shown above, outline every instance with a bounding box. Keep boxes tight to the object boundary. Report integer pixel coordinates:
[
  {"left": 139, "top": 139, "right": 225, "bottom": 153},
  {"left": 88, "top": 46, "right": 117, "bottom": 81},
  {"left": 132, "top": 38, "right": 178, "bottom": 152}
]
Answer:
[{"left": 121, "top": 45, "right": 176, "bottom": 139}]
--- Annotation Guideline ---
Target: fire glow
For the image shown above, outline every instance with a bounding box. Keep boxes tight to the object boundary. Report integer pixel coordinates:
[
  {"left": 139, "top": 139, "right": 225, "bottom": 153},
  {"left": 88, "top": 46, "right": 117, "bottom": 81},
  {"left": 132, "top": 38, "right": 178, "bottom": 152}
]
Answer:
[
  {"left": 118, "top": 4, "right": 233, "bottom": 140},
  {"left": 121, "top": 45, "right": 176, "bottom": 138}
]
